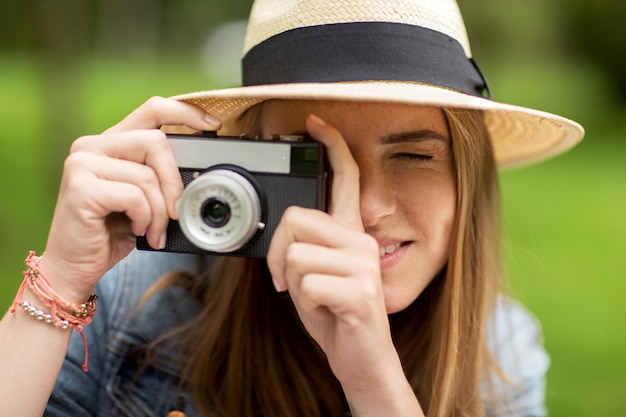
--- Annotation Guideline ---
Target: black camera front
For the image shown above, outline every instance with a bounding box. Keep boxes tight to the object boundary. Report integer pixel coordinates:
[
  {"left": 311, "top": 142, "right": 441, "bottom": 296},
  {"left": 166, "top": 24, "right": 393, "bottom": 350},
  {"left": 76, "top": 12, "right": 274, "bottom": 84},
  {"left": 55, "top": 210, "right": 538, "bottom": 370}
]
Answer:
[{"left": 136, "top": 131, "right": 328, "bottom": 258}]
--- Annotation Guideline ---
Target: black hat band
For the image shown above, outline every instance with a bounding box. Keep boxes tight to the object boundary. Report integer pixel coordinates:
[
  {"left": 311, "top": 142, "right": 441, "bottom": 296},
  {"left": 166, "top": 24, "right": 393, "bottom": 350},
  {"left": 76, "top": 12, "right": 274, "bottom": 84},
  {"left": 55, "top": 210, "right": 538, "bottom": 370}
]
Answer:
[{"left": 242, "top": 22, "right": 490, "bottom": 99}]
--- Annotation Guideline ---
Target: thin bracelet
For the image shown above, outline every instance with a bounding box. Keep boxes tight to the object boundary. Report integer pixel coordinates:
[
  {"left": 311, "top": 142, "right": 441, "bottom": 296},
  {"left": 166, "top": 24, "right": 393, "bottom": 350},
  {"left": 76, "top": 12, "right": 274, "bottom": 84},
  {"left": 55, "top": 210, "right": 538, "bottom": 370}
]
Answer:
[{"left": 10, "top": 251, "right": 98, "bottom": 372}]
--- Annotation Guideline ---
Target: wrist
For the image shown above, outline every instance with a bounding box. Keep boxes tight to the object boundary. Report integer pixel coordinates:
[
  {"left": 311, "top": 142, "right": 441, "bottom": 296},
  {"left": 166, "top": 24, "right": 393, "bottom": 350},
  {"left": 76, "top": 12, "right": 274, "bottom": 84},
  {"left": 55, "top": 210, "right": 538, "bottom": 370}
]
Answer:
[
  {"left": 38, "top": 254, "right": 95, "bottom": 304},
  {"left": 342, "top": 358, "right": 424, "bottom": 417},
  {"left": 18, "top": 252, "right": 98, "bottom": 321},
  {"left": 9, "top": 251, "right": 99, "bottom": 372}
]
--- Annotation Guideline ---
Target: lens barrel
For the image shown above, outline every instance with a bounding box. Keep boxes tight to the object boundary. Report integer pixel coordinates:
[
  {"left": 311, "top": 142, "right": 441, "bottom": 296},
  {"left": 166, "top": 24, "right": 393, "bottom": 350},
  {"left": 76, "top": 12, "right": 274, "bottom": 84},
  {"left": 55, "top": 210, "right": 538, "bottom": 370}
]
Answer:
[{"left": 178, "top": 168, "right": 263, "bottom": 252}]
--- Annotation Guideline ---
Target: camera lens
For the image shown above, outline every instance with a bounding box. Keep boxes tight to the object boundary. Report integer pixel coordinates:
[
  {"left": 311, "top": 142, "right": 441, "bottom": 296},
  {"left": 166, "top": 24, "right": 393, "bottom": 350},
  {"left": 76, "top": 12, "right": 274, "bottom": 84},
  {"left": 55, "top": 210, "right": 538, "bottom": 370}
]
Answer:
[
  {"left": 201, "top": 198, "right": 231, "bottom": 228},
  {"left": 178, "top": 168, "right": 264, "bottom": 253}
]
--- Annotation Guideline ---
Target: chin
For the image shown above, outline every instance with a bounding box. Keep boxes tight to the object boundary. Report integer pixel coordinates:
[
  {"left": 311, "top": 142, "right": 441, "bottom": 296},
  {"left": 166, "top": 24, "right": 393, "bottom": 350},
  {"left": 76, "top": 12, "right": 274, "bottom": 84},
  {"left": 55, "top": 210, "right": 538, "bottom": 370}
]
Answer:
[
  {"left": 383, "top": 293, "right": 416, "bottom": 314},
  {"left": 382, "top": 277, "right": 433, "bottom": 314}
]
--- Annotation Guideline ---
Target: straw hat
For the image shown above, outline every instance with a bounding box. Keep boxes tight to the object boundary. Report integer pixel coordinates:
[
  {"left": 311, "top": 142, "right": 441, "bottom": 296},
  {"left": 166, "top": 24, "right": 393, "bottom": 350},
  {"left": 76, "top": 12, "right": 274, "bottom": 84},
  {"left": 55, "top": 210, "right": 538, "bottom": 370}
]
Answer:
[{"left": 173, "top": 0, "right": 584, "bottom": 168}]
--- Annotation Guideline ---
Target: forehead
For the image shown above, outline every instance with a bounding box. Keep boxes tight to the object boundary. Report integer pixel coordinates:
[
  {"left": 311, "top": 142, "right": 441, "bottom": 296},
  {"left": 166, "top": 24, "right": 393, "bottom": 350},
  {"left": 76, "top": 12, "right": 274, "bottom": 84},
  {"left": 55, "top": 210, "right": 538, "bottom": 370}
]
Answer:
[{"left": 259, "top": 100, "right": 449, "bottom": 137}]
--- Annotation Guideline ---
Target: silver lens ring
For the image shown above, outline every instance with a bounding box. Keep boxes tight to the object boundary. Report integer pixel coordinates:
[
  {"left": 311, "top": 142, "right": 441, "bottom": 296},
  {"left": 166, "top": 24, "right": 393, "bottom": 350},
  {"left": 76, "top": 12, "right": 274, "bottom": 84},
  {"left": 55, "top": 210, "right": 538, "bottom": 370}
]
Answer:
[{"left": 178, "top": 169, "right": 262, "bottom": 252}]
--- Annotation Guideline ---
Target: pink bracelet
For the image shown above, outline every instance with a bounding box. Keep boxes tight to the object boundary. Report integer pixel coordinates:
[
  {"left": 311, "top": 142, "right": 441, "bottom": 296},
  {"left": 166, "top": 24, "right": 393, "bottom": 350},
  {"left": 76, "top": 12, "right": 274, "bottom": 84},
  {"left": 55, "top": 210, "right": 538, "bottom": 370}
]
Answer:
[{"left": 10, "top": 251, "right": 98, "bottom": 372}]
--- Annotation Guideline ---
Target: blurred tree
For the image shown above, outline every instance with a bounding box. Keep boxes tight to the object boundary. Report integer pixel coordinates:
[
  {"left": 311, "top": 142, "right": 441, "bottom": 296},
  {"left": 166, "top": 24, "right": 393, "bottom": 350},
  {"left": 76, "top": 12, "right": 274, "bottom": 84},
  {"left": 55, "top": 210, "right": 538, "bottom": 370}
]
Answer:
[
  {"left": 459, "top": 0, "right": 626, "bottom": 105},
  {"left": 0, "top": 0, "right": 252, "bottom": 55},
  {"left": 0, "top": 0, "right": 40, "bottom": 51},
  {"left": 459, "top": 0, "right": 562, "bottom": 61},
  {"left": 95, "top": 0, "right": 162, "bottom": 61},
  {"left": 562, "top": 0, "right": 626, "bottom": 101},
  {"left": 159, "top": 0, "right": 251, "bottom": 53},
  {"left": 33, "top": 0, "right": 95, "bottom": 205}
]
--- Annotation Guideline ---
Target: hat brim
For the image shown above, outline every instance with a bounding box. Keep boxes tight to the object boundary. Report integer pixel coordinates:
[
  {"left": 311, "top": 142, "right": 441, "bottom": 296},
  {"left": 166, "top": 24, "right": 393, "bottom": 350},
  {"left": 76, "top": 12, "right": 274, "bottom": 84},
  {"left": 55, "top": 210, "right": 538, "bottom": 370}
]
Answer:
[{"left": 172, "top": 81, "right": 584, "bottom": 169}]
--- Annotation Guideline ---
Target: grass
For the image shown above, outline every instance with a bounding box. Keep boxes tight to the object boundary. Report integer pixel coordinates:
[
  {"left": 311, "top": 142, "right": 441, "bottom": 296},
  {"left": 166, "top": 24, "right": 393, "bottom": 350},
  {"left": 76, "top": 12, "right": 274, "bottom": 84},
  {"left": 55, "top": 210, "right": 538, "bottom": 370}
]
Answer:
[
  {"left": 500, "top": 137, "right": 626, "bottom": 416},
  {"left": 1, "top": 53, "right": 624, "bottom": 416}
]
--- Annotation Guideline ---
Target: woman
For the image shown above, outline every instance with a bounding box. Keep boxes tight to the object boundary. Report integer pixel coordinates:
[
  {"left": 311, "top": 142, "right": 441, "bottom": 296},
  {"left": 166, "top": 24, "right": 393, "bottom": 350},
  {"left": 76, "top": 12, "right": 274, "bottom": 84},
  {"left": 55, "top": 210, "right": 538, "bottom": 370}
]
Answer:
[{"left": 0, "top": 0, "right": 584, "bottom": 416}]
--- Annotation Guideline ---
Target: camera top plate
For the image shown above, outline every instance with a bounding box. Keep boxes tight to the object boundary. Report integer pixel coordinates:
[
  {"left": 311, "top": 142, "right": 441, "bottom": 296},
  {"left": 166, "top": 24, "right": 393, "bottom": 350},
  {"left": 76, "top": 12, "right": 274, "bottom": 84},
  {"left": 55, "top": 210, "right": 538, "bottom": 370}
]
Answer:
[{"left": 167, "top": 132, "right": 324, "bottom": 176}]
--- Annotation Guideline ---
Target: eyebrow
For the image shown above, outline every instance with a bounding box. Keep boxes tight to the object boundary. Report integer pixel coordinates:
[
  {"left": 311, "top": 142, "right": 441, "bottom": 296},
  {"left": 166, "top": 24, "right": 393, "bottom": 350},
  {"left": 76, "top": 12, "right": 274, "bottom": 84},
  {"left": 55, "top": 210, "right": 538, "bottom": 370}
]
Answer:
[{"left": 381, "top": 130, "right": 450, "bottom": 145}]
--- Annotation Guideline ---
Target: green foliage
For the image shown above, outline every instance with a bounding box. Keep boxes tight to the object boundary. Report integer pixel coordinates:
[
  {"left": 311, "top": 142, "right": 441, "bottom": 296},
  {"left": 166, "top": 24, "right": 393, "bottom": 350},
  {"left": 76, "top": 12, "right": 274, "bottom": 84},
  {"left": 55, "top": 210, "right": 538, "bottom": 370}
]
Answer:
[
  {"left": 458, "top": 0, "right": 626, "bottom": 103},
  {"left": 561, "top": 0, "right": 626, "bottom": 99}
]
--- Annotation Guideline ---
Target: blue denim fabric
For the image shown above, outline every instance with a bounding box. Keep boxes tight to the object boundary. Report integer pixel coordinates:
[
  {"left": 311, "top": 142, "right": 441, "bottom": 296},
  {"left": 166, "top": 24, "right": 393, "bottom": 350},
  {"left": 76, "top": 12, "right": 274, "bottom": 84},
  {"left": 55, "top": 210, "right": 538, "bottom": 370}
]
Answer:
[
  {"left": 44, "top": 250, "right": 549, "bottom": 417},
  {"left": 484, "top": 299, "right": 550, "bottom": 417}
]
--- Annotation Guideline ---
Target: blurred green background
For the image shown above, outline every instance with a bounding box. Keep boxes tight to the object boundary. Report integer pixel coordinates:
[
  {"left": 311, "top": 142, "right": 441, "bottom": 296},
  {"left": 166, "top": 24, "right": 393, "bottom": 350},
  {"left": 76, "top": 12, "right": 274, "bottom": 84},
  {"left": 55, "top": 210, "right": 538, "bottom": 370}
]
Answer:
[{"left": 0, "top": 0, "right": 624, "bottom": 416}]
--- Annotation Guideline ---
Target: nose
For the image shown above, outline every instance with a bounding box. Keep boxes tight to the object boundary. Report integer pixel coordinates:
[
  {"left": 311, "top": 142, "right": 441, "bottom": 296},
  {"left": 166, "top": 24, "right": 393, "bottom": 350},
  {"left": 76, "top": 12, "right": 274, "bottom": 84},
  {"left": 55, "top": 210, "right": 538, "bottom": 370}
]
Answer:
[{"left": 359, "top": 164, "right": 396, "bottom": 228}]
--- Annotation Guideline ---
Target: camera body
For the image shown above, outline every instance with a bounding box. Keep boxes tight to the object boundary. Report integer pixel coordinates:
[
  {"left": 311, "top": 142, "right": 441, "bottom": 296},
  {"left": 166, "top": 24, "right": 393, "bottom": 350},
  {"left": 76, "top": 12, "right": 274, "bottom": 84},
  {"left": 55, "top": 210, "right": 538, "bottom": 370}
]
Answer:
[{"left": 136, "top": 131, "right": 328, "bottom": 258}]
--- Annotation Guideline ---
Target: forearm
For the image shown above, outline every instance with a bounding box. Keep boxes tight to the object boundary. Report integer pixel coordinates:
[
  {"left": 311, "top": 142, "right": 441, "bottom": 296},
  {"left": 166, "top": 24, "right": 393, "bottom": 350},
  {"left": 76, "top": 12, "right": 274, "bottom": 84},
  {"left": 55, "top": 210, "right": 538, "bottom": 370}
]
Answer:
[
  {"left": 343, "top": 359, "right": 425, "bottom": 417},
  {"left": 0, "top": 287, "right": 72, "bottom": 417}
]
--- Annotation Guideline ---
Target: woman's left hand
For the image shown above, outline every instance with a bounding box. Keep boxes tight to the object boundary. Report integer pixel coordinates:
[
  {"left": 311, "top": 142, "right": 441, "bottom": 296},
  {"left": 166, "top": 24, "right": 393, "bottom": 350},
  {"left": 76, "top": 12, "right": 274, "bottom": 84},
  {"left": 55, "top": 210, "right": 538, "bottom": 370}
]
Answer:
[{"left": 267, "top": 115, "right": 421, "bottom": 416}]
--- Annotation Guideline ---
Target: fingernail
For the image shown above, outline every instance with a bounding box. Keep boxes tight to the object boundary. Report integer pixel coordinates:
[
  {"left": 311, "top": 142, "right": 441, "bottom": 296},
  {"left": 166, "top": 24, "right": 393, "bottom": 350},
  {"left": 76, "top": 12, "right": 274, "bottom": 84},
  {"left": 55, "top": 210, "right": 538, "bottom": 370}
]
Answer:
[
  {"left": 308, "top": 114, "right": 327, "bottom": 126},
  {"left": 174, "top": 198, "right": 181, "bottom": 216},
  {"left": 158, "top": 232, "right": 167, "bottom": 250},
  {"left": 204, "top": 113, "right": 221, "bottom": 127}
]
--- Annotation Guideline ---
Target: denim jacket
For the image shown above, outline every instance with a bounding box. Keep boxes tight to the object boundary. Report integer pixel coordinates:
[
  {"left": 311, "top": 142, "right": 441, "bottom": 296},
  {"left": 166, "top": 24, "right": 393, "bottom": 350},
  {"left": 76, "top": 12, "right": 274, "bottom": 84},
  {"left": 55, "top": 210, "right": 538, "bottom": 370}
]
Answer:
[{"left": 44, "top": 250, "right": 550, "bottom": 417}]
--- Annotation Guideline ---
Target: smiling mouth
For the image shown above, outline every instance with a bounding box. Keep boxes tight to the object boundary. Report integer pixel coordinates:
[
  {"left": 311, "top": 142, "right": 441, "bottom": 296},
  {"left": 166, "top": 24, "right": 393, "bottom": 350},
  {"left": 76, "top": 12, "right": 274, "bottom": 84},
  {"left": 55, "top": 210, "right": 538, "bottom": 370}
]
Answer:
[{"left": 379, "top": 242, "right": 404, "bottom": 257}]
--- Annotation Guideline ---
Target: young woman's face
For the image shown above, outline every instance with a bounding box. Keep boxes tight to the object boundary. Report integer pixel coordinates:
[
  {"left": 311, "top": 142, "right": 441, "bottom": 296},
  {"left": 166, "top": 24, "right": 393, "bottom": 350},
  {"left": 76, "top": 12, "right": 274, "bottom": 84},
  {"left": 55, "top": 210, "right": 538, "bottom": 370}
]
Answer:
[{"left": 261, "top": 101, "right": 456, "bottom": 313}]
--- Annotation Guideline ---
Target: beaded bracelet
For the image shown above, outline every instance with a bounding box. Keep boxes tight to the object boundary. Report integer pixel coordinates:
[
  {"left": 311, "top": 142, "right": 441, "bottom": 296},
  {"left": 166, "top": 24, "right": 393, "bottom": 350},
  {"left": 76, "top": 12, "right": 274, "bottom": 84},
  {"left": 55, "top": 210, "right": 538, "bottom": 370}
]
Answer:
[
  {"left": 10, "top": 251, "right": 98, "bottom": 372},
  {"left": 17, "top": 300, "right": 71, "bottom": 329}
]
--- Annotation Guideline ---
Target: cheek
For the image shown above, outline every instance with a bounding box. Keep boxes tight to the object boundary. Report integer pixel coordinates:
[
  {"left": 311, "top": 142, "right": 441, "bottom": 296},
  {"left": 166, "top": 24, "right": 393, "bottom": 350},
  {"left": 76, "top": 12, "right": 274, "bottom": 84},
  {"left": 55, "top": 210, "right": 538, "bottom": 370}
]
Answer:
[
  {"left": 399, "top": 174, "right": 457, "bottom": 239},
  {"left": 428, "top": 184, "right": 456, "bottom": 240},
  {"left": 383, "top": 176, "right": 455, "bottom": 313}
]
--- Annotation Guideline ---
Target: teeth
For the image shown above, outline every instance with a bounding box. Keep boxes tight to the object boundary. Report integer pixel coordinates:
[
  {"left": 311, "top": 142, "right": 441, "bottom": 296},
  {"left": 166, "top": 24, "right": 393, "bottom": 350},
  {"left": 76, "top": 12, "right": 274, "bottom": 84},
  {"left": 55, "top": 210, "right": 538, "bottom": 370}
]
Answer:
[{"left": 379, "top": 243, "right": 402, "bottom": 257}]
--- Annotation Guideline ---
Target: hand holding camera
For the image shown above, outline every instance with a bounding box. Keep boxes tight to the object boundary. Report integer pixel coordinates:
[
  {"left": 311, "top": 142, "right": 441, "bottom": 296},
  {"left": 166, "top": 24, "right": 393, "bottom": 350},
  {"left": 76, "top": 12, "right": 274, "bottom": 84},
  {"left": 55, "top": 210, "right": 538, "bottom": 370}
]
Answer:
[
  {"left": 265, "top": 114, "right": 395, "bottom": 396},
  {"left": 40, "top": 97, "right": 221, "bottom": 303}
]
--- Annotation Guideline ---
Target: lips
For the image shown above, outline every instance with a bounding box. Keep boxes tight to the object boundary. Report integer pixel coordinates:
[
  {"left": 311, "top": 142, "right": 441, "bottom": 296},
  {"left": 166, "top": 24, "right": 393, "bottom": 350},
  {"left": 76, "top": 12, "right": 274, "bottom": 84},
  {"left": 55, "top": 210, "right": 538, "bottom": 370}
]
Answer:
[
  {"left": 377, "top": 240, "right": 410, "bottom": 270},
  {"left": 379, "top": 242, "right": 402, "bottom": 257}
]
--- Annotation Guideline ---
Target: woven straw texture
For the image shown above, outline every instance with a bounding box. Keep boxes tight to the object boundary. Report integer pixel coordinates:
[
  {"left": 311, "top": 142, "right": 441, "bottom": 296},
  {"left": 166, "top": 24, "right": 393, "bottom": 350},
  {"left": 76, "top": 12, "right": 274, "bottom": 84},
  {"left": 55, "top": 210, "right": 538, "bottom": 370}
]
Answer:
[{"left": 243, "top": 0, "right": 472, "bottom": 56}]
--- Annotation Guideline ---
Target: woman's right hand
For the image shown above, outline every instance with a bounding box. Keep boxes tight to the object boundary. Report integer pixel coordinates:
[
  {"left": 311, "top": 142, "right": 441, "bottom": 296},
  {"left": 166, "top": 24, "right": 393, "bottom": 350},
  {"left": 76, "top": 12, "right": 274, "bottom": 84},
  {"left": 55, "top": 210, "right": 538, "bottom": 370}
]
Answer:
[{"left": 40, "top": 97, "right": 221, "bottom": 303}]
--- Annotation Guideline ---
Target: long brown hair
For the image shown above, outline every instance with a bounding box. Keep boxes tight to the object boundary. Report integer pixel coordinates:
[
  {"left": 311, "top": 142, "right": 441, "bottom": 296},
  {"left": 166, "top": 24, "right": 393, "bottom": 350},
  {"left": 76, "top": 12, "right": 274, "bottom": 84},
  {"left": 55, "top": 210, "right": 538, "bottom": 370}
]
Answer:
[{"left": 145, "top": 104, "right": 503, "bottom": 417}]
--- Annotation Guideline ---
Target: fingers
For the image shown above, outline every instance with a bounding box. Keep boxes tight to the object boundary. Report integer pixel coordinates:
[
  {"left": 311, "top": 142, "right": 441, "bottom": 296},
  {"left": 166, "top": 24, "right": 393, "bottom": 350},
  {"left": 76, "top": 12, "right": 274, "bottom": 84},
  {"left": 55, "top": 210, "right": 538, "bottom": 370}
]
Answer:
[
  {"left": 297, "top": 273, "right": 379, "bottom": 320},
  {"left": 270, "top": 207, "right": 357, "bottom": 257},
  {"left": 267, "top": 206, "right": 379, "bottom": 292},
  {"left": 305, "top": 114, "right": 362, "bottom": 231},
  {"left": 43, "top": 161, "right": 156, "bottom": 298},
  {"left": 283, "top": 239, "right": 382, "bottom": 321},
  {"left": 266, "top": 207, "right": 345, "bottom": 291},
  {"left": 268, "top": 114, "right": 366, "bottom": 291},
  {"left": 71, "top": 129, "right": 182, "bottom": 219},
  {"left": 88, "top": 97, "right": 221, "bottom": 218},
  {"left": 104, "top": 96, "right": 222, "bottom": 134},
  {"left": 286, "top": 241, "right": 367, "bottom": 278},
  {"left": 66, "top": 152, "right": 171, "bottom": 249},
  {"left": 62, "top": 151, "right": 169, "bottom": 248}
]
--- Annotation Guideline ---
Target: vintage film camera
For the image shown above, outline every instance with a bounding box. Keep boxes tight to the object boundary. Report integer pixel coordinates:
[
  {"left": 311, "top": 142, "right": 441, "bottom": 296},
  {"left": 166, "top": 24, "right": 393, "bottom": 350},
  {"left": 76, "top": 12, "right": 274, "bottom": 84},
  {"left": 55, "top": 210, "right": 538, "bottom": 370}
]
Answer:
[{"left": 136, "top": 131, "right": 328, "bottom": 258}]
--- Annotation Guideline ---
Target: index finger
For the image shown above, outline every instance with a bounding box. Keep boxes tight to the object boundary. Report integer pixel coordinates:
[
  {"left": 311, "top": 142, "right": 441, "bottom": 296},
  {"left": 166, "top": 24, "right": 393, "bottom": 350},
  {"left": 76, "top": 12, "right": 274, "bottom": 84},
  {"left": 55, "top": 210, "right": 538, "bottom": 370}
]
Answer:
[
  {"left": 306, "top": 114, "right": 363, "bottom": 231},
  {"left": 104, "top": 96, "right": 222, "bottom": 134},
  {"left": 70, "top": 129, "right": 183, "bottom": 220}
]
